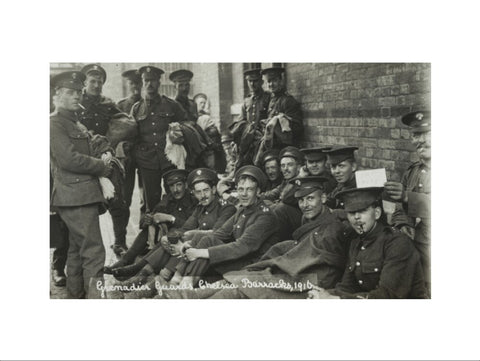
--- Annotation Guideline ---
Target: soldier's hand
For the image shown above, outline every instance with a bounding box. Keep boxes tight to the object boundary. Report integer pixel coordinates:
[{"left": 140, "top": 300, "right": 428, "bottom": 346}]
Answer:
[
  {"left": 101, "top": 151, "right": 113, "bottom": 164},
  {"left": 400, "top": 225, "right": 415, "bottom": 240},
  {"left": 100, "top": 163, "right": 113, "bottom": 177},
  {"left": 384, "top": 181, "right": 406, "bottom": 202},
  {"left": 160, "top": 235, "right": 170, "bottom": 251},
  {"left": 307, "top": 287, "right": 340, "bottom": 299},
  {"left": 143, "top": 213, "right": 154, "bottom": 226},
  {"left": 170, "top": 241, "right": 184, "bottom": 257},
  {"left": 153, "top": 212, "right": 174, "bottom": 224},
  {"left": 185, "top": 248, "right": 208, "bottom": 261}
]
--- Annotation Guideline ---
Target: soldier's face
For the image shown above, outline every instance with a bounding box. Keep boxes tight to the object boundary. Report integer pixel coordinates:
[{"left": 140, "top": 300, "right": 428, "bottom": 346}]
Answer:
[
  {"left": 264, "top": 159, "right": 280, "bottom": 181},
  {"left": 237, "top": 178, "right": 260, "bottom": 207},
  {"left": 143, "top": 76, "right": 160, "bottom": 97},
  {"left": 127, "top": 79, "right": 141, "bottom": 96},
  {"left": 169, "top": 181, "right": 186, "bottom": 200},
  {"left": 266, "top": 75, "right": 283, "bottom": 93},
  {"left": 247, "top": 78, "right": 263, "bottom": 93},
  {"left": 193, "top": 182, "right": 216, "bottom": 206},
  {"left": 55, "top": 88, "right": 82, "bottom": 111},
  {"left": 347, "top": 205, "right": 381, "bottom": 235},
  {"left": 330, "top": 160, "right": 356, "bottom": 184},
  {"left": 298, "top": 190, "right": 324, "bottom": 220},
  {"left": 412, "top": 130, "right": 431, "bottom": 161},
  {"left": 196, "top": 97, "right": 207, "bottom": 112},
  {"left": 306, "top": 159, "right": 327, "bottom": 175},
  {"left": 85, "top": 74, "right": 104, "bottom": 96},
  {"left": 176, "top": 81, "right": 190, "bottom": 97},
  {"left": 280, "top": 157, "right": 300, "bottom": 180}
]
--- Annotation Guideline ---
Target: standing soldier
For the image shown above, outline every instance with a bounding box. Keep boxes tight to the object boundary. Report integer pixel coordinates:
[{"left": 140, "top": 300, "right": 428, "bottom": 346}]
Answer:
[
  {"left": 78, "top": 63, "right": 129, "bottom": 257},
  {"left": 132, "top": 65, "right": 186, "bottom": 213},
  {"left": 117, "top": 69, "right": 145, "bottom": 234},
  {"left": 229, "top": 68, "right": 271, "bottom": 168},
  {"left": 169, "top": 69, "right": 216, "bottom": 170},
  {"left": 117, "top": 69, "right": 142, "bottom": 113},
  {"left": 50, "top": 71, "right": 111, "bottom": 298},
  {"left": 385, "top": 110, "right": 431, "bottom": 295},
  {"left": 259, "top": 67, "right": 303, "bottom": 153}
]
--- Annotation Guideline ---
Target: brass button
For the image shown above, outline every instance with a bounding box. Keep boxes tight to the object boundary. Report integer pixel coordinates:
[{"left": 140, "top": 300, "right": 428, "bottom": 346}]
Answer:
[
  {"left": 76, "top": 178, "right": 79, "bottom": 182},
  {"left": 153, "top": 132, "right": 156, "bottom": 136},
  {"left": 178, "top": 208, "right": 182, "bottom": 211},
  {"left": 154, "top": 142, "right": 158, "bottom": 146},
  {"left": 152, "top": 122, "right": 155, "bottom": 125},
  {"left": 151, "top": 112, "right": 154, "bottom": 115},
  {"left": 95, "top": 123, "right": 99, "bottom": 126},
  {"left": 202, "top": 222, "right": 206, "bottom": 226},
  {"left": 361, "top": 246, "right": 366, "bottom": 250},
  {"left": 374, "top": 268, "right": 379, "bottom": 272},
  {"left": 358, "top": 280, "right": 363, "bottom": 285},
  {"left": 205, "top": 211, "right": 208, "bottom": 215},
  {"left": 419, "top": 183, "right": 423, "bottom": 187},
  {"left": 355, "top": 261, "right": 361, "bottom": 266},
  {"left": 236, "top": 225, "right": 240, "bottom": 228}
]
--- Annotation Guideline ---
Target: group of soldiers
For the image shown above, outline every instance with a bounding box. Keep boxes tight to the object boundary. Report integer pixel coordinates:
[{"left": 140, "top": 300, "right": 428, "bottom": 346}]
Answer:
[{"left": 50, "top": 63, "right": 431, "bottom": 299}]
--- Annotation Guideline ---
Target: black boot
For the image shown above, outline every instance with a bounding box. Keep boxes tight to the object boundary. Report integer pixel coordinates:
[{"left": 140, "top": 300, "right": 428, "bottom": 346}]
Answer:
[
  {"left": 104, "top": 257, "right": 132, "bottom": 274},
  {"left": 112, "top": 260, "right": 148, "bottom": 280}
]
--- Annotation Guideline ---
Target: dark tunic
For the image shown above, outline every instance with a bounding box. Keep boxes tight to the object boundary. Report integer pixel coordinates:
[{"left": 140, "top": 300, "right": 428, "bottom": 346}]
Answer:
[
  {"left": 332, "top": 223, "right": 427, "bottom": 299},
  {"left": 184, "top": 199, "right": 279, "bottom": 277},
  {"left": 78, "top": 92, "right": 122, "bottom": 136},
  {"left": 266, "top": 89, "right": 303, "bottom": 149},
  {"left": 117, "top": 94, "right": 141, "bottom": 114},
  {"left": 132, "top": 94, "right": 186, "bottom": 170}
]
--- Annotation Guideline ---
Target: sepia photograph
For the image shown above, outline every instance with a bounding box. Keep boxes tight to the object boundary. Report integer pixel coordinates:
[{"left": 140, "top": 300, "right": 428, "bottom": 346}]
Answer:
[{"left": 49, "top": 62, "right": 431, "bottom": 300}]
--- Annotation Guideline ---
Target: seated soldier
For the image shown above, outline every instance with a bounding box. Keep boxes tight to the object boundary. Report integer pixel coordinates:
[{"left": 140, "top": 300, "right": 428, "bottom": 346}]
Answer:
[
  {"left": 171, "top": 165, "right": 279, "bottom": 288},
  {"left": 160, "top": 176, "right": 350, "bottom": 299},
  {"left": 323, "top": 146, "right": 358, "bottom": 220},
  {"left": 113, "top": 169, "right": 237, "bottom": 296},
  {"left": 261, "top": 149, "right": 283, "bottom": 192},
  {"left": 265, "top": 146, "right": 304, "bottom": 241},
  {"left": 103, "top": 169, "right": 196, "bottom": 278},
  {"left": 298, "top": 147, "right": 337, "bottom": 201},
  {"left": 308, "top": 187, "right": 427, "bottom": 299}
]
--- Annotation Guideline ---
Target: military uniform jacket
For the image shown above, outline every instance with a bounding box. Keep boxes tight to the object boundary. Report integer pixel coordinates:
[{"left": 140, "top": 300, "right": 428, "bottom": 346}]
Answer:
[
  {"left": 238, "top": 91, "right": 271, "bottom": 127},
  {"left": 262, "top": 178, "right": 297, "bottom": 206},
  {"left": 175, "top": 95, "right": 198, "bottom": 123},
  {"left": 205, "top": 199, "right": 279, "bottom": 266},
  {"left": 141, "top": 191, "right": 198, "bottom": 230},
  {"left": 325, "top": 176, "right": 356, "bottom": 210},
  {"left": 117, "top": 94, "right": 141, "bottom": 114},
  {"left": 265, "top": 176, "right": 283, "bottom": 192},
  {"left": 132, "top": 94, "right": 186, "bottom": 170},
  {"left": 78, "top": 92, "right": 122, "bottom": 136},
  {"left": 333, "top": 223, "right": 427, "bottom": 299},
  {"left": 267, "top": 89, "right": 303, "bottom": 149},
  {"left": 180, "top": 196, "right": 237, "bottom": 233},
  {"left": 50, "top": 108, "right": 106, "bottom": 207}
]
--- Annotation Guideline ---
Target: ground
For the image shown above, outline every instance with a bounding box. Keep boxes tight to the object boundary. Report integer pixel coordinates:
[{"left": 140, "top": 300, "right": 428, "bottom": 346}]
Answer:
[{"left": 50, "top": 177, "right": 143, "bottom": 299}]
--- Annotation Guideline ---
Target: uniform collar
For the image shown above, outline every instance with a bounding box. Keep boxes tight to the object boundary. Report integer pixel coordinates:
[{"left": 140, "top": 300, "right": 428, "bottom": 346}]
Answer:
[
  {"left": 238, "top": 198, "right": 262, "bottom": 215},
  {"left": 200, "top": 196, "right": 219, "bottom": 213},
  {"left": 272, "top": 88, "right": 286, "bottom": 97},
  {"left": 82, "top": 91, "right": 103, "bottom": 104},
  {"left": 144, "top": 93, "right": 161, "bottom": 107},
  {"left": 357, "top": 222, "right": 384, "bottom": 246}
]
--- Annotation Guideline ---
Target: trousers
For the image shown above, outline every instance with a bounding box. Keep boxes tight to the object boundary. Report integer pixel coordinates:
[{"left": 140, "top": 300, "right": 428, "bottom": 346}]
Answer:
[{"left": 57, "top": 204, "right": 105, "bottom": 299}]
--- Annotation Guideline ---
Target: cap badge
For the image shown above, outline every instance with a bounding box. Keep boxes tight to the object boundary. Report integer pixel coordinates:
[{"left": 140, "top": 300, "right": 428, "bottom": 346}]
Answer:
[
  {"left": 416, "top": 112, "right": 424, "bottom": 120},
  {"left": 295, "top": 180, "right": 301, "bottom": 186},
  {"left": 146, "top": 67, "right": 151, "bottom": 72},
  {"left": 197, "top": 170, "right": 202, "bottom": 175},
  {"left": 93, "top": 65, "right": 98, "bottom": 70},
  {"left": 72, "top": 73, "right": 77, "bottom": 79}
]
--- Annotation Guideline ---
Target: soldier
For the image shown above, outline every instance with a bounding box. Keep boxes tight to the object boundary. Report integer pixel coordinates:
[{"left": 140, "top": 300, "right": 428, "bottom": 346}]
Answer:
[
  {"left": 77, "top": 63, "right": 130, "bottom": 256},
  {"left": 132, "top": 65, "right": 186, "bottom": 212},
  {"left": 116, "top": 69, "right": 145, "bottom": 235},
  {"left": 117, "top": 69, "right": 142, "bottom": 113},
  {"left": 323, "top": 146, "right": 358, "bottom": 210},
  {"left": 261, "top": 149, "right": 283, "bottom": 191},
  {"left": 174, "top": 165, "right": 279, "bottom": 288},
  {"left": 385, "top": 110, "right": 431, "bottom": 294},
  {"left": 299, "top": 147, "right": 337, "bottom": 200},
  {"left": 309, "top": 187, "right": 427, "bottom": 299},
  {"left": 104, "top": 169, "right": 196, "bottom": 279},
  {"left": 78, "top": 64, "right": 122, "bottom": 136},
  {"left": 229, "top": 68, "right": 271, "bottom": 168},
  {"left": 50, "top": 71, "right": 111, "bottom": 298},
  {"left": 259, "top": 67, "right": 303, "bottom": 152},
  {"left": 169, "top": 69, "right": 216, "bottom": 170}
]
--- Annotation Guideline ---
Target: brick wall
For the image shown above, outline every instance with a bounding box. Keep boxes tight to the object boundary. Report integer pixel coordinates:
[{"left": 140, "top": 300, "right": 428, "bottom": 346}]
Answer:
[{"left": 286, "top": 63, "right": 431, "bottom": 181}]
